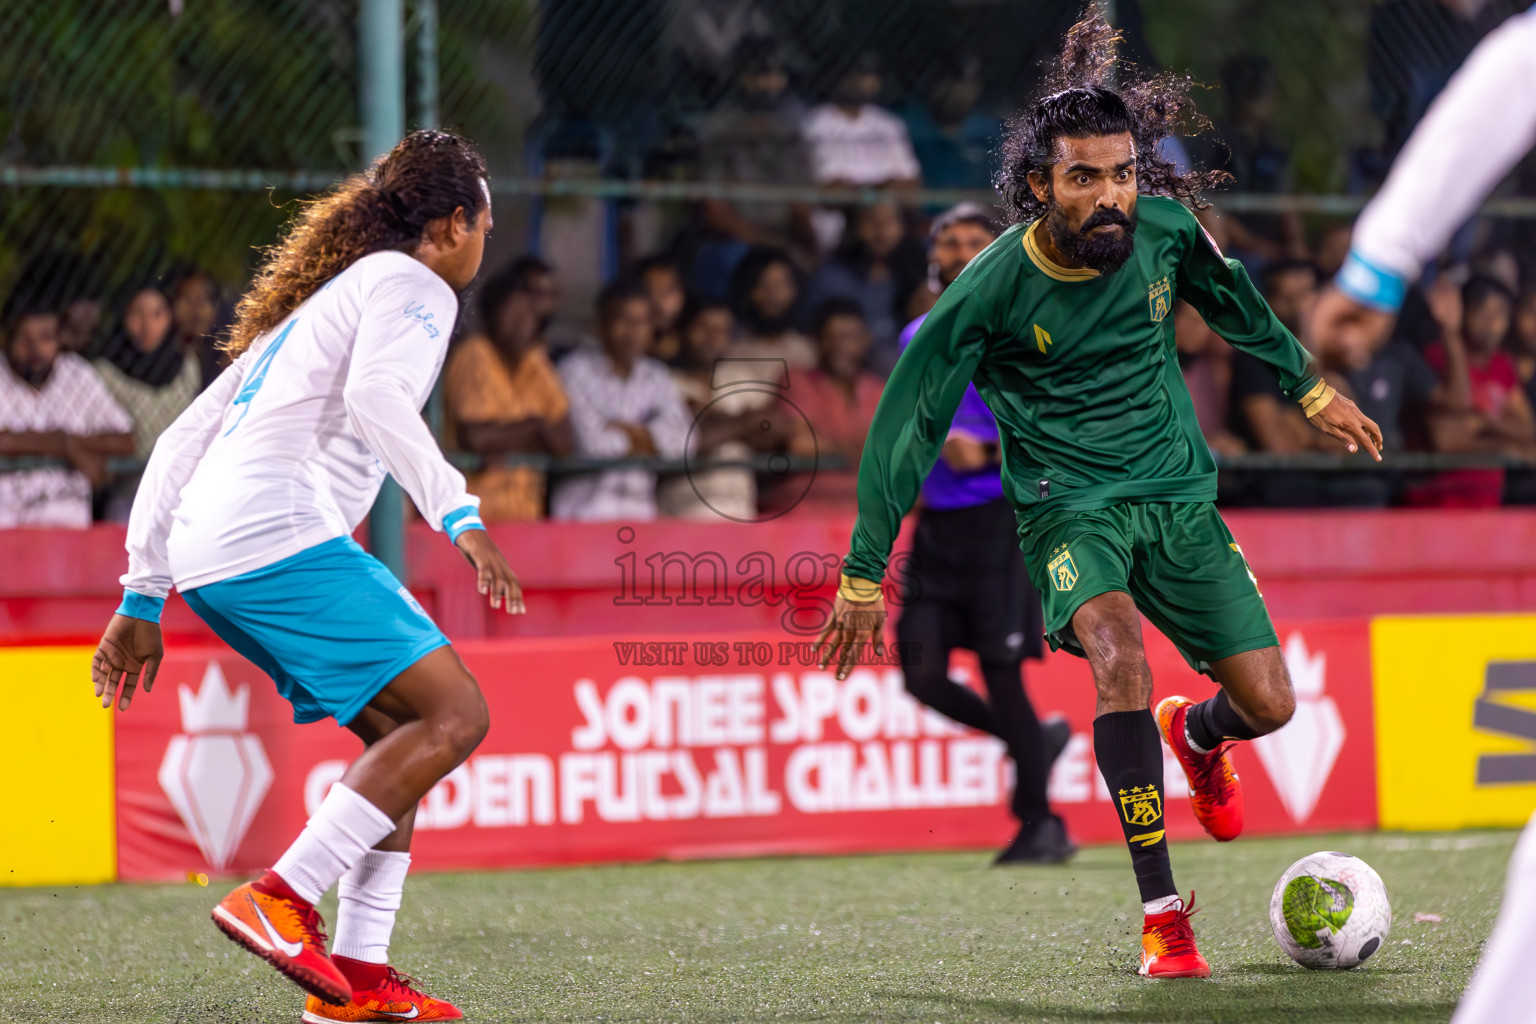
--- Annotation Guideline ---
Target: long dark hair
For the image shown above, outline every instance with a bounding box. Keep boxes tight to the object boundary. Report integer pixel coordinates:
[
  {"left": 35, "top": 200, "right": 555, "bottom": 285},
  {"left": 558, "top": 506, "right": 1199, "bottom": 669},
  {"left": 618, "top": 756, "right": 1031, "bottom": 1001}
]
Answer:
[
  {"left": 223, "top": 129, "right": 488, "bottom": 357},
  {"left": 729, "top": 246, "right": 801, "bottom": 335},
  {"left": 994, "top": 4, "right": 1229, "bottom": 226}
]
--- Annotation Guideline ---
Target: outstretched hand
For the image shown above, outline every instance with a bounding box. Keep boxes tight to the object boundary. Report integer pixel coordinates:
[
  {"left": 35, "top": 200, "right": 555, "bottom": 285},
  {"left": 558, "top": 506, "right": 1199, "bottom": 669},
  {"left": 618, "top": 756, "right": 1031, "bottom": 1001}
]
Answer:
[
  {"left": 1310, "top": 390, "right": 1385, "bottom": 461},
  {"left": 93, "top": 614, "right": 163, "bottom": 711},
  {"left": 455, "top": 528, "right": 526, "bottom": 614},
  {"left": 1307, "top": 285, "right": 1396, "bottom": 369},
  {"left": 815, "top": 592, "right": 887, "bottom": 682}
]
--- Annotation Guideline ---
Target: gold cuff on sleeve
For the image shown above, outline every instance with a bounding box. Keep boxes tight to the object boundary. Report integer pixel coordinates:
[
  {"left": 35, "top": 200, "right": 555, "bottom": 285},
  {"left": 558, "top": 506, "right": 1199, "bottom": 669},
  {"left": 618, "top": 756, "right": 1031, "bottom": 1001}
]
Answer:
[
  {"left": 838, "top": 574, "right": 883, "bottom": 604},
  {"left": 1297, "top": 378, "right": 1330, "bottom": 407},
  {"left": 1303, "top": 384, "right": 1338, "bottom": 419}
]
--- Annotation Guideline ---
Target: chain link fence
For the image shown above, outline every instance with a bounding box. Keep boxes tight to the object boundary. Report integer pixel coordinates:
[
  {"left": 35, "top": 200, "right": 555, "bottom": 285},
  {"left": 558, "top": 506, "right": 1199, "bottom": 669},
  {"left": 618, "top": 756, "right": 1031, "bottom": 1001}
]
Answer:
[
  {"left": 3, "top": 0, "right": 1536, "bottom": 524},
  {"left": 6, "top": 1, "right": 1533, "bottom": 310}
]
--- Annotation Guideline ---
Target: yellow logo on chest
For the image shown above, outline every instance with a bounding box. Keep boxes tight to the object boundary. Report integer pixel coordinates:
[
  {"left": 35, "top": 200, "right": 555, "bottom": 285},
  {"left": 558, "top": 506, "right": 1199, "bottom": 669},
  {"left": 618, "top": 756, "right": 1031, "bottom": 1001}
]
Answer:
[
  {"left": 1148, "top": 276, "right": 1171, "bottom": 323},
  {"left": 1033, "top": 323, "right": 1052, "bottom": 354}
]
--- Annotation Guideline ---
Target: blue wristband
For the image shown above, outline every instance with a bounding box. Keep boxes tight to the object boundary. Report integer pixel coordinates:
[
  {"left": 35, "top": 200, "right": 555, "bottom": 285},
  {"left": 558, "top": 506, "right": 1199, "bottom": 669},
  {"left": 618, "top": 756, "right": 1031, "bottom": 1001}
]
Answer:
[
  {"left": 117, "top": 590, "right": 165, "bottom": 624},
  {"left": 443, "top": 505, "right": 485, "bottom": 543},
  {"left": 1336, "top": 250, "right": 1408, "bottom": 313}
]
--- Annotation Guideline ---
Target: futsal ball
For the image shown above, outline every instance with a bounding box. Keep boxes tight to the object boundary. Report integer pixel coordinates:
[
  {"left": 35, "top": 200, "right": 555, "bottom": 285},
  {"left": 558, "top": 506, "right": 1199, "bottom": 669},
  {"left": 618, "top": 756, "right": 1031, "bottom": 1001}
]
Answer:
[{"left": 1269, "top": 851, "right": 1391, "bottom": 969}]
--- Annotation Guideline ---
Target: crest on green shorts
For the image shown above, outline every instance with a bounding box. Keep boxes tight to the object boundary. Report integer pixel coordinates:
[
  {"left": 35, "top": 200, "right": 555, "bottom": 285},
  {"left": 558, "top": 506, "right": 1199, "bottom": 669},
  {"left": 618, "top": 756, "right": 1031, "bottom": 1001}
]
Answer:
[{"left": 1048, "top": 546, "right": 1078, "bottom": 592}]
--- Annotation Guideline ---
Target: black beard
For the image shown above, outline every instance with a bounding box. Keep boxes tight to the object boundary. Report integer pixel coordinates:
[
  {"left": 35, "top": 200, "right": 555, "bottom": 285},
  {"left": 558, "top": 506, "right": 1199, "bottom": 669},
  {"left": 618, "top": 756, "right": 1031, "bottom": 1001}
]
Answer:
[
  {"left": 1045, "top": 202, "right": 1136, "bottom": 273},
  {"left": 17, "top": 363, "right": 52, "bottom": 389}
]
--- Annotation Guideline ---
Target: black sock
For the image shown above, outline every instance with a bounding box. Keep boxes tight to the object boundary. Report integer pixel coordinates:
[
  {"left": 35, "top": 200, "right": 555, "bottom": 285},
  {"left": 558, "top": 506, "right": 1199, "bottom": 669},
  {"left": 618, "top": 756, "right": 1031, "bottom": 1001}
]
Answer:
[
  {"left": 1185, "top": 690, "right": 1260, "bottom": 751},
  {"left": 1094, "top": 710, "right": 1176, "bottom": 904}
]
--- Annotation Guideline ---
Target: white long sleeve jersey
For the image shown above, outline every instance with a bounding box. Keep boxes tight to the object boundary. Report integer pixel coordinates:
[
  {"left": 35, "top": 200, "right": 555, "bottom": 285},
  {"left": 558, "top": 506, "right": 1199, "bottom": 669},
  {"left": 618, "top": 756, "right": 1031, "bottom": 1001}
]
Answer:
[
  {"left": 122, "top": 251, "right": 479, "bottom": 598},
  {"left": 1348, "top": 10, "right": 1536, "bottom": 287}
]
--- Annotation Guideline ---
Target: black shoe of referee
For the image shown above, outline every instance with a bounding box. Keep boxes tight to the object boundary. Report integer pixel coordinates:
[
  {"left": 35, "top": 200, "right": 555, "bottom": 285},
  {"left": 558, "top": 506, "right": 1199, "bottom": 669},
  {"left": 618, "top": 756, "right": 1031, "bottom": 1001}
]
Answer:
[
  {"left": 995, "top": 813, "right": 1077, "bottom": 865},
  {"left": 994, "top": 716, "right": 1077, "bottom": 865}
]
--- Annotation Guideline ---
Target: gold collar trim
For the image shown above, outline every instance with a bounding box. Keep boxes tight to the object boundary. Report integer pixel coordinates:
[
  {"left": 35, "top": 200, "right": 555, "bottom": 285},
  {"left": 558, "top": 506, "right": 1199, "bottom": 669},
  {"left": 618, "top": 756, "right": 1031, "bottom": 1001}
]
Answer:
[{"left": 1023, "top": 220, "right": 1101, "bottom": 282}]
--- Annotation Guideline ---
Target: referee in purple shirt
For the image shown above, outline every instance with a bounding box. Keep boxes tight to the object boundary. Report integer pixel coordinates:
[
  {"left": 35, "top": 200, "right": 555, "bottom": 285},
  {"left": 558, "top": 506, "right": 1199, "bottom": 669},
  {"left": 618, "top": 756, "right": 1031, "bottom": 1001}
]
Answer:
[{"left": 894, "top": 205, "right": 1074, "bottom": 864}]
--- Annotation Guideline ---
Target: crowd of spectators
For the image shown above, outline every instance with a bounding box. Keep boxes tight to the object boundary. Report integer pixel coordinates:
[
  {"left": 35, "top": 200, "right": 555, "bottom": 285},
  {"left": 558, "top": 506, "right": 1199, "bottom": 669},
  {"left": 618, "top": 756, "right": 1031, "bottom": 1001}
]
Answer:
[
  {"left": 1180, "top": 240, "right": 1536, "bottom": 508},
  {"left": 6, "top": 4, "right": 1536, "bottom": 527},
  {"left": 8, "top": 211, "right": 1536, "bottom": 529},
  {"left": 0, "top": 270, "right": 227, "bottom": 528}
]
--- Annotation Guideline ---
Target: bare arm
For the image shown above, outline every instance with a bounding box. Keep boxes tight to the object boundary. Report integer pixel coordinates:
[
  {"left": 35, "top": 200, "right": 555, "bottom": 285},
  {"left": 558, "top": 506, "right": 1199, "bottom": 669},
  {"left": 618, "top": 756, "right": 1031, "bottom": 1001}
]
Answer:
[
  {"left": 0, "top": 430, "right": 132, "bottom": 457},
  {"left": 1489, "top": 386, "right": 1536, "bottom": 446},
  {"left": 459, "top": 414, "right": 575, "bottom": 459},
  {"left": 0, "top": 429, "right": 135, "bottom": 488},
  {"left": 694, "top": 407, "right": 793, "bottom": 454},
  {"left": 1427, "top": 407, "right": 1487, "bottom": 453}
]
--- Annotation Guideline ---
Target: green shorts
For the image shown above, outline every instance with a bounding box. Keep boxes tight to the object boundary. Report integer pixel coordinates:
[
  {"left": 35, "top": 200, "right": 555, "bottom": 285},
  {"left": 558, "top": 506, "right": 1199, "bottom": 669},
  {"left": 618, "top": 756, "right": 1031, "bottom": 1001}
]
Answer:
[{"left": 1017, "top": 501, "right": 1278, "bottom": 676}]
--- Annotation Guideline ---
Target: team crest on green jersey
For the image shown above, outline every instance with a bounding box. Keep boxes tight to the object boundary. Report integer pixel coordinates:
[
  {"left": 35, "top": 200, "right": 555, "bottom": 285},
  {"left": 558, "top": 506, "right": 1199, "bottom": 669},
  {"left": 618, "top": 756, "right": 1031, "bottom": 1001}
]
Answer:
[
  {"left": 1148, "top": 276, "right": 1171, "bottom": 322},
  {"left": 1048, "top": 545, "right": 1078, "bottom": 591}
]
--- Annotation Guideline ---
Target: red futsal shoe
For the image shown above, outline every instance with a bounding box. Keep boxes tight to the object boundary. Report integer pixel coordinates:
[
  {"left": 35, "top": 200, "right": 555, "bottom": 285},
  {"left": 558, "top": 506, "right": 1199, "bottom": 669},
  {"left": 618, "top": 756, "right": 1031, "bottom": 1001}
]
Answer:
[
  {"left": 1156, "top": 696, "right": 1245, "bottom": 842},
  {"left": 211, "top": 875, "right": 351, "bottom": 1005},
  {"left": 1139, "top": 892, "right": 1211, "bottom": 979},
  {"left": 302, "top": 959, "right": 465, "bottom": 1022}
]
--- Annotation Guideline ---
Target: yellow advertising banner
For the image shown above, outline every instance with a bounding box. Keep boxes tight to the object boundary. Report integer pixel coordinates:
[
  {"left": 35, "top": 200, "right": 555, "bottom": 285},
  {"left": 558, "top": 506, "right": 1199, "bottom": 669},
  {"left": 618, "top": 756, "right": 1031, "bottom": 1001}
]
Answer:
[
  {"left": 1374, "top": 616, "right": 1536, "bottom": 830},
  {"left": 0, "top": 647, "right": 116, "bottom": 885}
]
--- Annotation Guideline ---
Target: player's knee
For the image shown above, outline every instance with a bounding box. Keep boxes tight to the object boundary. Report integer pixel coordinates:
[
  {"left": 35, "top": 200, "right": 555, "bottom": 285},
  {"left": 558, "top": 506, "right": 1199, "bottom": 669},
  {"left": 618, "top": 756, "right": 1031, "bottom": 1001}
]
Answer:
[
  {"left": 1244, "top": 687, "right": 1295, "bottom": 735},
  {"left": 1092, "top": 650, "right": 1153, "bottom": 709},
  {"left": 432, "top": 684, "right": 490, "bottom": 758},
  {"left": 454, "top": 692, "right": 491, "bottom": 754},
  {"left": 1095, "top": 644, "right": 1150, "bottom": 683}
]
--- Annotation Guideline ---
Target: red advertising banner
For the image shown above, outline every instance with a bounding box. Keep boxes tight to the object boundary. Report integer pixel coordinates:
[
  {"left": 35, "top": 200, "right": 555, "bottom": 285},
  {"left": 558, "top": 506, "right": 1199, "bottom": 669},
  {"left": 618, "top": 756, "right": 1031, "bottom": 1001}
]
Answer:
[{"left": 114, "top": 621, "right": 1376, "bottom": 882}]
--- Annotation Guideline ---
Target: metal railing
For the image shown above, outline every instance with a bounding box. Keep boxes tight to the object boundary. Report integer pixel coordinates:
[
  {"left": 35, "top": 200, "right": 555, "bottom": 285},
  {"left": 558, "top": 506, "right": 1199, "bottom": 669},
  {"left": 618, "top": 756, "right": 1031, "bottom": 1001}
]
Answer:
[
  {"left": 0, "top": 449, "right": 1524, "bottom": 480},
  {"left": 5, "top": 168, "right": 1536, "bottom": 219}
]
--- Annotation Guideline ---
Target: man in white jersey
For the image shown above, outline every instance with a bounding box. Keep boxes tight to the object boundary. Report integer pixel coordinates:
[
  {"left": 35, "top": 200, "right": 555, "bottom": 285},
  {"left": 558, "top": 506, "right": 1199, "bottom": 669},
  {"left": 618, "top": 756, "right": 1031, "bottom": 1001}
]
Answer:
[
  {"left": 1307, "top": 12, "right": 1536, "bottom": 1023},
  {"left": 92, "top": 130, "right": 516, "bottom": 1023}
]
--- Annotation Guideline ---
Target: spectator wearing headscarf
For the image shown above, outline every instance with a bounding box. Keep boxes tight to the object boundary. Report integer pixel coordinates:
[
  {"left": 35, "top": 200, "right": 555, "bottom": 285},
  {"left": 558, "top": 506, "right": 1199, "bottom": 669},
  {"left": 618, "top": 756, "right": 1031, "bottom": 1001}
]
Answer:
[{"left": 94, "top": 285, "right": 201, "bottom": 518}]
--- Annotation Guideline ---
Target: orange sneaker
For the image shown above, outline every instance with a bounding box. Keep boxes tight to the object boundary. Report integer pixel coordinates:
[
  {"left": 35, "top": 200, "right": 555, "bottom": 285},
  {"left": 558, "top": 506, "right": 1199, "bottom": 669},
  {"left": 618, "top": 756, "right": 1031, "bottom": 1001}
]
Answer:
[
  {"left": 1139, "top": 892, "right": 1211, "bottom": 978},
  {"left": 211, "top": 875, "right": 351, "bottom": 1005},
  {"left": 1156, "top": 696, "right": 1244, "bottom": 842},
  {"left": 302, "top": 959, "right": 464, "bottom": 1022}
]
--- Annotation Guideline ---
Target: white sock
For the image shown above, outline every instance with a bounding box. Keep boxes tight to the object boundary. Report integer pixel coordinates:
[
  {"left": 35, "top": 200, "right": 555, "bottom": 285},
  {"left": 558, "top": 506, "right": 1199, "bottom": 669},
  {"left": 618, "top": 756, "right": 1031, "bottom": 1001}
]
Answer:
[
  {"left": 272, "top": 783, "right": 396, "bottom": 905},
  {"left": 1143, "top": 894, "right": 1182, "bottom": 915},
  {"left": 333, "top": 850, "right": 412, "bottom": 964},
  {"left": 1183, "top": 719, "right": 1211, "bottom": 755}
]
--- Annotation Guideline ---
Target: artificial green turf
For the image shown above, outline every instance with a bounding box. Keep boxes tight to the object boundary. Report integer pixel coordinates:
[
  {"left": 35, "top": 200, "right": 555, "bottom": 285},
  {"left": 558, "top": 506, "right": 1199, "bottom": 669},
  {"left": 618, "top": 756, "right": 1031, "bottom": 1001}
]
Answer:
[{"left": 0, "top": 830, "right": 1515, "bottom": 1024}]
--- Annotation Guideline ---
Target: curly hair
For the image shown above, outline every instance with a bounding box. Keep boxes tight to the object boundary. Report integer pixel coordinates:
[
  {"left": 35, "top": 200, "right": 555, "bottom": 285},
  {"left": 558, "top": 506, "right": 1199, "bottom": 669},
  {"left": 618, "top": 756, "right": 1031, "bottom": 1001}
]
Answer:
[
  {"left": 994, "top": 4, "right": 1230, "bottom": 226},
  {"left": 222, "top": 129, "right": 489, "bottom": 358}
]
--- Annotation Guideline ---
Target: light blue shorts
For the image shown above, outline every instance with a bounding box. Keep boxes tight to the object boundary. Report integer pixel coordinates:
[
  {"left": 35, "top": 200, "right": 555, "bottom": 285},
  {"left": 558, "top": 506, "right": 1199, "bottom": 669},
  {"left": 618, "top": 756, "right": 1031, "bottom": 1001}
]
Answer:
[{"left": 183, "top": 536, "right": 450, "bottom": 726}]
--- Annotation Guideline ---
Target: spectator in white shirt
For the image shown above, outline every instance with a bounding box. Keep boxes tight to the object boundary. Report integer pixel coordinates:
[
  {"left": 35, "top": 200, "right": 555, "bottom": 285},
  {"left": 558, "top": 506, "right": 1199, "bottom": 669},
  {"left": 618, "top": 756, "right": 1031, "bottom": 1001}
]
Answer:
[
  {"left": 800, "top": 54, "right": 922, "bottom": 188},
  {"left": 0, "top": 297, "right": 134, "bottom": 527},
  {"left": 551, "top": 283, "right": 695, "bottom": 521}
]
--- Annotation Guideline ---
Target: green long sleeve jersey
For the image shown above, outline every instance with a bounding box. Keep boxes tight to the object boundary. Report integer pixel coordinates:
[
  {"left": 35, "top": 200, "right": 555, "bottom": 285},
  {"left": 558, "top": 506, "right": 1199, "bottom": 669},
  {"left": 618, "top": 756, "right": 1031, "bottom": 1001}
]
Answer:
[{"left": 844, "top": 195, "right": 1321, "bottom": 583}]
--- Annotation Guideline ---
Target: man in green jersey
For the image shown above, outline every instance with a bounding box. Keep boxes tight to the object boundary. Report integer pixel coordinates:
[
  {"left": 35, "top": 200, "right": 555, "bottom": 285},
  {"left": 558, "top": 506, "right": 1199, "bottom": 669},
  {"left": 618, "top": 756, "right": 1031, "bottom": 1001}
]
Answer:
[{"left": 816, "top": 11, "right": 1383, "bottom": 979}]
